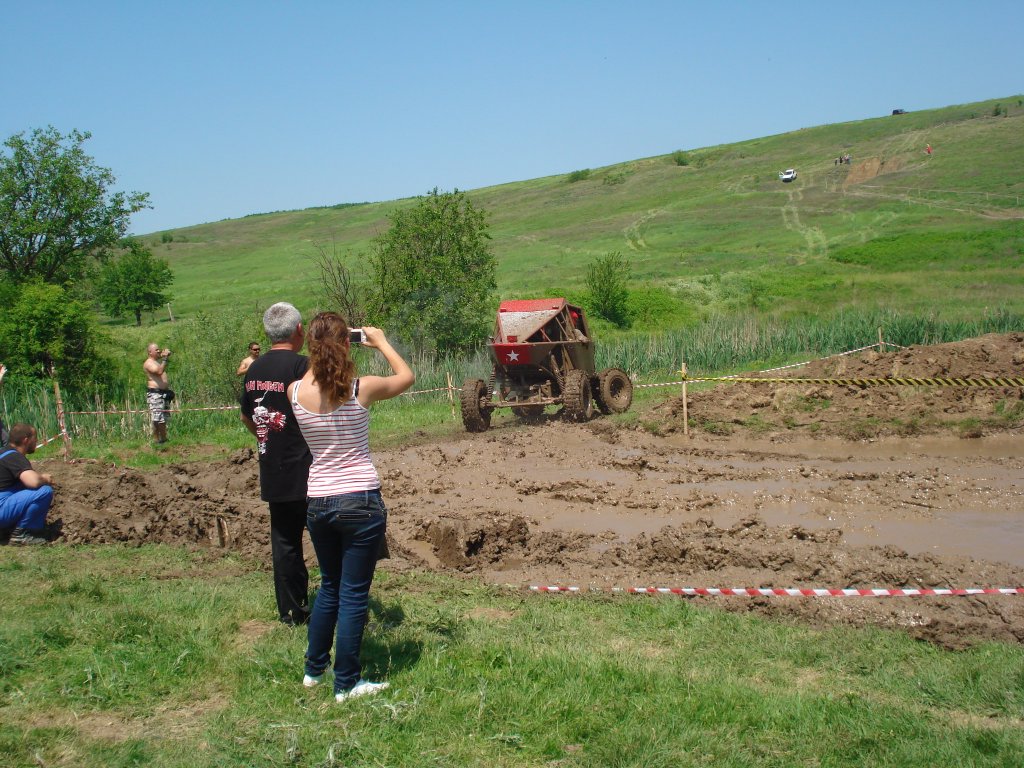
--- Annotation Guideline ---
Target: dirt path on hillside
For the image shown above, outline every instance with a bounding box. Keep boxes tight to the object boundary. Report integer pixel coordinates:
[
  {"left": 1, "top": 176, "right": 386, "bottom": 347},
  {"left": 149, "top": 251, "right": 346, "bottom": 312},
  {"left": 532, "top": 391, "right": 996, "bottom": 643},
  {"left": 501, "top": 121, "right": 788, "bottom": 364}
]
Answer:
[{"left": 24, "top": 334, "right": 1024, "bottom": 649}]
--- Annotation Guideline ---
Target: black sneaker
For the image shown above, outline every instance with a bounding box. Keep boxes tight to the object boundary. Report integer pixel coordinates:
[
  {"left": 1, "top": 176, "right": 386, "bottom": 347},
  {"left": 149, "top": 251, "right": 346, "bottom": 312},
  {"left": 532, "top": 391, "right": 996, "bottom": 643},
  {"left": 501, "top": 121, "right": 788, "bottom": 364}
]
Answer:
[{"left": 10, "top": 527, "right": 48, "bottom": 545}]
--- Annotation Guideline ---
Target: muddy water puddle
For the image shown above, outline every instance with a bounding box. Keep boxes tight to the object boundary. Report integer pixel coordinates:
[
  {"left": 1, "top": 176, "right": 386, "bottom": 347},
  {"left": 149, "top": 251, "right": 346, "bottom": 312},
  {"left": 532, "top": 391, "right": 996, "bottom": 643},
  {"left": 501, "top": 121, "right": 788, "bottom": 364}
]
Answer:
[{"left": 516, "top": 432, "right": 1024, "bottom": 567}]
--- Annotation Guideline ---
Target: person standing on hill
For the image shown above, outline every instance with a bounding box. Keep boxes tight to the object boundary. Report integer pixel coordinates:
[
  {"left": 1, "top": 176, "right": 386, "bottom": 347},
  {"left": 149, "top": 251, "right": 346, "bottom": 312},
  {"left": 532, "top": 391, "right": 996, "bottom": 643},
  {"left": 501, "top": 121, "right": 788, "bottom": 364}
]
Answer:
[
  {"left": 0, "top": 423, "right": 54, "bottom": 545},
  {"left": 288, "top": 313, "right": 413, "bottom": 702},
  {"left": 143, "top": 343, "right": 173, "bottom": 444},
  {"left": 240, "top": 302, "right": 312, "bottom": 627}
]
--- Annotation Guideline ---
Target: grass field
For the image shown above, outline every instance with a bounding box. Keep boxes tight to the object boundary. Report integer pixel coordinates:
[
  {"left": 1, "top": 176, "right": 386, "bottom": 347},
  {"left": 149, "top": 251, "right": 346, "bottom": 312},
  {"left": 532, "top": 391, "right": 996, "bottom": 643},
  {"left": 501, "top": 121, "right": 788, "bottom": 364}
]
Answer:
[
  {"left": 136, "top": 96, "right": 1024, "bottom": 328},
  {"left": 2, "top": 546, "right": 1023, "bottom": 768}
]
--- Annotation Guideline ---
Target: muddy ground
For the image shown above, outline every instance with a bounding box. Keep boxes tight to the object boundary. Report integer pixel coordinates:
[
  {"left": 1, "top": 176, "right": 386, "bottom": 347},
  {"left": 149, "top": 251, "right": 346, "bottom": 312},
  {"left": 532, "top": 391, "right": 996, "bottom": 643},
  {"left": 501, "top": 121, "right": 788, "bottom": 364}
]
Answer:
[{"left": 33, "top": 334, "right": 1024, "bottom": 649}]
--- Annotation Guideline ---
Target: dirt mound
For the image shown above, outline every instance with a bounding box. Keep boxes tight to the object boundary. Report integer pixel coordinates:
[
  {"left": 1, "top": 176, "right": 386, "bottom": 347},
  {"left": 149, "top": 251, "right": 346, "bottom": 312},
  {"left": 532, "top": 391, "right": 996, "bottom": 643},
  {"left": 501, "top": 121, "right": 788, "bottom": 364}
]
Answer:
[
  {"left": 27, "top": 334, "right": 1024, "bottom": 650},
  {"left": 662, "top": 332, "right": 1024, "bottom": 441}
]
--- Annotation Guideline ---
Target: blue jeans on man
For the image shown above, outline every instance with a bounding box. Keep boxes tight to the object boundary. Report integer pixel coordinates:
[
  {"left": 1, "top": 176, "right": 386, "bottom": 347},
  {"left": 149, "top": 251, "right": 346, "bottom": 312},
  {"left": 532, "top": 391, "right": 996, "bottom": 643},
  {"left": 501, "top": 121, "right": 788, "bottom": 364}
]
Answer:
[
  {"left": 304, "top": 489, "right": 387, "bottom": 695},
  {"left": 0, "top": 483, "right": 53, "bottom": 530}
]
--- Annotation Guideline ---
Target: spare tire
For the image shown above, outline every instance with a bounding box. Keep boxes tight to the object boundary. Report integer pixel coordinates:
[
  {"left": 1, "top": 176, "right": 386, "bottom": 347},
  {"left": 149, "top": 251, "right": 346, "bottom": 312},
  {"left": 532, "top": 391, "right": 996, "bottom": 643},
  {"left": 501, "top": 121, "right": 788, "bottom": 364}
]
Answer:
[{"left": 596, "top": 368, "right": 633, "bottom": 414}]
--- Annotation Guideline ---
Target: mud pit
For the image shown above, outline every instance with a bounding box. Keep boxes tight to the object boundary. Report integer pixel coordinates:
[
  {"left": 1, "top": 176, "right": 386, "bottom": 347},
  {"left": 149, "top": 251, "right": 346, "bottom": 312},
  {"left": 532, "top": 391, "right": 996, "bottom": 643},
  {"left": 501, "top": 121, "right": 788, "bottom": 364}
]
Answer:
[{"left": 41, "top": 334, "right": 1024, "bottom": 649}]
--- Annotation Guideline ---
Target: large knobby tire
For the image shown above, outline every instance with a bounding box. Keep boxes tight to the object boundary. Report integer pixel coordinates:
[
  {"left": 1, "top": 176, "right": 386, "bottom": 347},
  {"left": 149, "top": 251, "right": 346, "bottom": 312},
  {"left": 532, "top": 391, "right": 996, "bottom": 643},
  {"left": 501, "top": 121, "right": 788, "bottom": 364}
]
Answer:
[
  {"left": 512, "top": 404, "right": 546, "bottom": 423},
  {"left": 460, "top": 378, "right": 491, "bottom": 432},
  {"left": 561, "top": 369, "right": 594, "bottom": 421},
  {"left": 596, "top": 368, "right": 633, "bottom": 414}
]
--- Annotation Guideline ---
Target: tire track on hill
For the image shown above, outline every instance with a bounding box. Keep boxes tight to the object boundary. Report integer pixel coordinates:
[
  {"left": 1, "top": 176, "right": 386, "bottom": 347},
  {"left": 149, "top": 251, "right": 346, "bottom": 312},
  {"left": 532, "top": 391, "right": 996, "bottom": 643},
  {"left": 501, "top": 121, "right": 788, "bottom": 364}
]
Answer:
[
  {"left": 780, "top": 183, "right": 828, "bottom": 259},
  {"left": 623, "top": 209, "right": 662, "bottom": 251}
]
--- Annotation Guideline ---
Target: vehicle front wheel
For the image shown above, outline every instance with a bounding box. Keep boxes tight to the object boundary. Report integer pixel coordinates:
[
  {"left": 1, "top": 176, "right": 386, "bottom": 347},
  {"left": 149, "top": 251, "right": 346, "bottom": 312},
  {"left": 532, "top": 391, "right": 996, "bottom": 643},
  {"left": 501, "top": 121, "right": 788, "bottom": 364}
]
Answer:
[{"left": 459, "top": 378, "right": 492, "bottom": 432}]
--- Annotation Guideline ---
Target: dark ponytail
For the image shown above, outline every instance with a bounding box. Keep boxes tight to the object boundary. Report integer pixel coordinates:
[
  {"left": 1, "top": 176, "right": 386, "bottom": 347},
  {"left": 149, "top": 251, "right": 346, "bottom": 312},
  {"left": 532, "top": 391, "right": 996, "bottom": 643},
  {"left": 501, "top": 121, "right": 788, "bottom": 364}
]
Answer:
[{"left": 307, "top": 312, "right": 356, "bottom": 404}]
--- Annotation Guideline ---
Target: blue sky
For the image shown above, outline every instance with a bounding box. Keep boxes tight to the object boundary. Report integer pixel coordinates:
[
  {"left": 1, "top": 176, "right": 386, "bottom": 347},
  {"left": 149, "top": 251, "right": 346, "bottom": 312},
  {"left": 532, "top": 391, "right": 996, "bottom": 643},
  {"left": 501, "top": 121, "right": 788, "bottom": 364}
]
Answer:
[{"left": 3, "top": 1, "right": 1021, "bottom": 234}]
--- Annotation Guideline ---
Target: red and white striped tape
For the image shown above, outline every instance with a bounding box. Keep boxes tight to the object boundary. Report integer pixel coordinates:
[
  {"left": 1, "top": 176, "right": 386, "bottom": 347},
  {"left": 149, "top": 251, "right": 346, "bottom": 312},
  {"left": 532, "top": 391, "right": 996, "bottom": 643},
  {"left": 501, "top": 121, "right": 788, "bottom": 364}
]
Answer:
[{"left": 530, "top": 586, "right": 1024, "bottom": 597}]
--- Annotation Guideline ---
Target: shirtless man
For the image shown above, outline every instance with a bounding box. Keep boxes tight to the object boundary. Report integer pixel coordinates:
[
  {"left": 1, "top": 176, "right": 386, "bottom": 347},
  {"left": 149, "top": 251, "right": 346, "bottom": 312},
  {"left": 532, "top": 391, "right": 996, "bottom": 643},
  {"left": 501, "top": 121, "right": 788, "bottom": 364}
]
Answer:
[
  {"left": 144, "top": 343, "right": 173, "bottom": 444},
  {"left": 236, "top": 341, "right": 261, "bottom": 376}
]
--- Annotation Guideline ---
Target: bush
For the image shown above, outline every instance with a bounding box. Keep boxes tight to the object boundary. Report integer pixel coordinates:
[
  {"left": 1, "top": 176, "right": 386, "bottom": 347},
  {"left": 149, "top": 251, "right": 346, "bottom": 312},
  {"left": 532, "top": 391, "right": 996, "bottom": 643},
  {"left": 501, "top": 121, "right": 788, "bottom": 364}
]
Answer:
[
  {"left": 625, "top": 285, "right": 699, "bottom": 329},
  {"left": 585, "top": 251, "right": 631, "bottom": 327},
  {"left": 164, "top": 307, "right": 264, "bottom": 404},
  {"left": 672, "top": 150, "right": 690, "bottom": 167},
  {"left": 0, "top": 280, "right": 113, "bottom": 395},
  {"left": 567, "top": 169, "right": 591, "bottom": 183}
]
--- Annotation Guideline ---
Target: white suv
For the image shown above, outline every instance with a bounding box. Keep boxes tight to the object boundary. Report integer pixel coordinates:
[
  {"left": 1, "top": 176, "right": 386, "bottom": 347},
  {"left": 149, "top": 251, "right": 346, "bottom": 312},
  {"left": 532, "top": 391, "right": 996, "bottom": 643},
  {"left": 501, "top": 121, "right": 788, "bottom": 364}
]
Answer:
[{"left": 779, "top": 169, "right": 797, "bottom": 182}]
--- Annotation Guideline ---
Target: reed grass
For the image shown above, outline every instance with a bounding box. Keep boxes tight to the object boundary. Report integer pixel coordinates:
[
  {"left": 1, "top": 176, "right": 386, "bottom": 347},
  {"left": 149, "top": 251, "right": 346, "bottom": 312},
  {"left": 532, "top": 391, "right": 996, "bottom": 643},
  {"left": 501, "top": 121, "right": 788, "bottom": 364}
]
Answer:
[{"left": 4, "top": 308, "right": 1020, "bottom": 462}]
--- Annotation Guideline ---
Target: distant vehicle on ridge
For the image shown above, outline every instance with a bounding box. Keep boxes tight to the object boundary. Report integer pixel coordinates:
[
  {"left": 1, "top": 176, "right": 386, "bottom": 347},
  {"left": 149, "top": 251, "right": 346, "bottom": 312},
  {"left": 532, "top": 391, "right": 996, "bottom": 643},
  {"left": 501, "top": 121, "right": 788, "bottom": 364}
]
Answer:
[{"left": 779, "top": 168, "right": 797, "bottom": 182}]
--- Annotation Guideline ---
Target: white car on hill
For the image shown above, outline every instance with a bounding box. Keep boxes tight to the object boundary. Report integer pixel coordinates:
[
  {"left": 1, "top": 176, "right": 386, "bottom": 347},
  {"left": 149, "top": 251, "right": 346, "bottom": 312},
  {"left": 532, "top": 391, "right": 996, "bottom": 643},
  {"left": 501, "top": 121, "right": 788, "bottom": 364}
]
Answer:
[{"left": 779, "top": 168, "right": 797, "bottom": 182}]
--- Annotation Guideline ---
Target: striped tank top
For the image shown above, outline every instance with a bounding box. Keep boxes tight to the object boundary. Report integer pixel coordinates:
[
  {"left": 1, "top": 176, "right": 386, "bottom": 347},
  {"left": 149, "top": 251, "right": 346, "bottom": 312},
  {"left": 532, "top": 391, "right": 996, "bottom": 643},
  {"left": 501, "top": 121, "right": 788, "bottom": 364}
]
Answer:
[{"left": 291, "top": 379, "right": 379, "bottom": 497}]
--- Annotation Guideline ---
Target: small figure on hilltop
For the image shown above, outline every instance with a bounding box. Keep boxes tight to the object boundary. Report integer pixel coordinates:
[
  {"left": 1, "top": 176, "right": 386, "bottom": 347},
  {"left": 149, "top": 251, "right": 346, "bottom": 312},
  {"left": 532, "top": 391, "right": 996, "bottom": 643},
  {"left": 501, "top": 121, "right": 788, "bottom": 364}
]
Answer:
[
  {"left": 237, "top": 341, "right": 262, "bottom": 376},
  {"left": 0, "top": 423, "right": 54, "bottom": 545},
  {"left": 925, "top": 143, "right": 933, "bottom": 155},
  {"left": 144, "top": 343, "right": 174, "bottom": 444}
]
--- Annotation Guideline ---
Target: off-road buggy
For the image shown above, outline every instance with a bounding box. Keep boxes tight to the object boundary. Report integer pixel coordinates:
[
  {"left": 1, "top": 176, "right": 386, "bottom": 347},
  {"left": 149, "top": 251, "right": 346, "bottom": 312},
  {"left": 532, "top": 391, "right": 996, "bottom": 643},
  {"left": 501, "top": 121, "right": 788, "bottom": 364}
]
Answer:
[{"left": 459, "top": 298, "right": 632, "bottom": 432}]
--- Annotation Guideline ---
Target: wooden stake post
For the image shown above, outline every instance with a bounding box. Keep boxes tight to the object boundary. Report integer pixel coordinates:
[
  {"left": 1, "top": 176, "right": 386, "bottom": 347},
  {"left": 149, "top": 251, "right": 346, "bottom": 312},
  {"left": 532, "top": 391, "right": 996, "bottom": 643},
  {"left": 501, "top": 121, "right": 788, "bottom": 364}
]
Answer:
[
  {"left": 680, "top": 361, "right": 689, "bottom": 438},
  {"left": 446, "top": 372, "right": 457, "bottom": 421},
  {"left": 51, "top": 373, "right": 72, "bottom": 459}
]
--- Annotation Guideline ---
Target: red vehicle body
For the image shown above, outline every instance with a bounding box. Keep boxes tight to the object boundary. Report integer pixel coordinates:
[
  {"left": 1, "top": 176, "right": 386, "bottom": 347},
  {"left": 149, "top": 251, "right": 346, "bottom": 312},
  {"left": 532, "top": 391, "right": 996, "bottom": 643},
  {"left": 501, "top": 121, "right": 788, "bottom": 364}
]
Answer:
[{"left": 460, "top": 298, "right": 632, "bottom": 432}]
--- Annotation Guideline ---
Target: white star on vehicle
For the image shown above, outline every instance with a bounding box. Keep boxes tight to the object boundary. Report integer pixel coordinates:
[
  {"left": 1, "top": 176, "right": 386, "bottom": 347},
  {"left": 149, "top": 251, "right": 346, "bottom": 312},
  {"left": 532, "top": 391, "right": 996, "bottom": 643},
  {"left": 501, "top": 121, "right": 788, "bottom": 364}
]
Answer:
[{"left": 507, "top": 350, "right": 519, "bottom": 362}]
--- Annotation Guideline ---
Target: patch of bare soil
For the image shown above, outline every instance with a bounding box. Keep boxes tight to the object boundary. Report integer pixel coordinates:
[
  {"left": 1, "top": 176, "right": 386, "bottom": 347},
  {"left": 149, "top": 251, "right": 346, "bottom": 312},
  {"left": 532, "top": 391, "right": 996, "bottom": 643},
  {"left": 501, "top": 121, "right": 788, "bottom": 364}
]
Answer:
[
  {"left": 36, "top": 334, "right": 1024, "bottom": 650},
  {"left": 843, "top": 155, "right": 905, "bottom": 188}
]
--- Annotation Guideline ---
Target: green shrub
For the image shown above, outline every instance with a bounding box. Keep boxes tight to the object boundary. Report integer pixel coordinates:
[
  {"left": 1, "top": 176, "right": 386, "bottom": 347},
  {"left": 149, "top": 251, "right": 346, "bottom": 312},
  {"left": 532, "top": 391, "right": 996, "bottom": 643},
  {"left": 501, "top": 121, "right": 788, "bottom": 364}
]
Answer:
[
  {"left": 672, "top": 150, "right": 690, "bottom": 166},
  {"left": 585, "top": 251, "right": 631, "bottom": 327},
  {"left": 625, "top": 284, "right": 699, "bottom": 329},
  {"left": 567, "top": 169, "right": 591, "bottom": 183}
]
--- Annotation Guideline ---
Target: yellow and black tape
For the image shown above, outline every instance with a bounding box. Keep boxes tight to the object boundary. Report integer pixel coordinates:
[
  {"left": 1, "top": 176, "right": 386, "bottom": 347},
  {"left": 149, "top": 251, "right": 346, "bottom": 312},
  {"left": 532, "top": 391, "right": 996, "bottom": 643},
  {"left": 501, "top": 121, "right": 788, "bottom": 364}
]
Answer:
[{"left": 683, "top": 376, "right": 1024, "bottom": 388}]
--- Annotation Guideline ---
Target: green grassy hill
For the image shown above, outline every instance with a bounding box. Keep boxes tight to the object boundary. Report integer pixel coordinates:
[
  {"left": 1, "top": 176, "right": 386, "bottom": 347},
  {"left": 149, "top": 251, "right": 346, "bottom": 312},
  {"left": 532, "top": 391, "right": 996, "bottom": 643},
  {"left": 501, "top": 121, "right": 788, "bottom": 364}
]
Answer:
[{"left": 144, "top": 96, "right": 1024, "bottom": 327}]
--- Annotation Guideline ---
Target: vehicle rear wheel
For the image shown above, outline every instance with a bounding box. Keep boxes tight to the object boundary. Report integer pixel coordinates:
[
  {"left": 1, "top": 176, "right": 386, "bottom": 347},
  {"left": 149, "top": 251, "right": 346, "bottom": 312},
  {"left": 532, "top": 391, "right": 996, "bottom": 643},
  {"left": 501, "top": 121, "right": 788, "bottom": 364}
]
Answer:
[
  {"left": 460, "top": 378, "right": 491, "bottom": 432},
  {"left": 596, "top": 368, "right": 633, "bottom": 414},
  {"left": 562, "top": 369, "right": 594, "bottom": 421},
  {"left": 512, "top": 404, "right": 545, "bottom": 423}
]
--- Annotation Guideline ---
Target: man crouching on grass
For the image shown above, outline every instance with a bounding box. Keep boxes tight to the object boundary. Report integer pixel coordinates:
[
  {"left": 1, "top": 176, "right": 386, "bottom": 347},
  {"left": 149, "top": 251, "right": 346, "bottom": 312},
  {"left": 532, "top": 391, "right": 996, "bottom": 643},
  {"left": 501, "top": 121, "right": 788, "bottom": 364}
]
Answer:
[{"left": 0, "top": 424, "right": 54, "bottom": 545}]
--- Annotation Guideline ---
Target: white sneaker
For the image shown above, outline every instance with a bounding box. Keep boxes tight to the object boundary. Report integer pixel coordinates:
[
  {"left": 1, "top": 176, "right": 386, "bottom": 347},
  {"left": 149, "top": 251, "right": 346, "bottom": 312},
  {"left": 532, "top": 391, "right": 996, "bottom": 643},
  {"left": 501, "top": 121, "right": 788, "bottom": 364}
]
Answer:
[
  {"left": 302, "top": 673, "right": 324, "bottom": 688},
  {"left": 335, "top": 680, "right": 389, "bottom": 702}
]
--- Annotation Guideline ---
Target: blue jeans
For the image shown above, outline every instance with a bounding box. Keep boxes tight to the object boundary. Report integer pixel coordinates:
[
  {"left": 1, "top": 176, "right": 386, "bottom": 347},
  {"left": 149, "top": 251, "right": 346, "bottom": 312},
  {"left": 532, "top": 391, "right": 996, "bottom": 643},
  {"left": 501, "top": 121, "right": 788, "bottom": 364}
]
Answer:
[
  {"left": 304, "top": 489, "right": 387, "bottom": 693},
  {"left": 0, "top": 484, "right": 53, "bottom": 530}
]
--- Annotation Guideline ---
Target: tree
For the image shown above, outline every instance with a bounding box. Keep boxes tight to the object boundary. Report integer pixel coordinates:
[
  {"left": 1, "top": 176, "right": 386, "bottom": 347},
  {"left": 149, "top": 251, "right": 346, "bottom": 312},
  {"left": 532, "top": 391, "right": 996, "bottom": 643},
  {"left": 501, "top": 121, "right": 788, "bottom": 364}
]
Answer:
[
  {"left": 0, "top": 126, "right": 150, "bottom": 285},
  {"left": 0, "top": 280, "right": 110, "bottom": 391},
  {"left": 311, "top": 240, "right": 367, "bottom": 326},
  {"left": 370, "top": 188, "right": 496, "bottom": 354},
  {"left": 585, "top": 251, "right": 631, "bottom": 327},
  {"left": 97, "top": 239, "right": 174, "bottom": 325}
]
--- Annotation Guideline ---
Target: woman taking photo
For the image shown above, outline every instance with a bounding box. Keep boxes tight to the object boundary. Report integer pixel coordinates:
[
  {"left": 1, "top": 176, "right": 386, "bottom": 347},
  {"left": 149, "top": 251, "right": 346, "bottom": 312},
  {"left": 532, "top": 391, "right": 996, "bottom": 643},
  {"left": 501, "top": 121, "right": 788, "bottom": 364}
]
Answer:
[{"left": 287, "top": 313, "right": 414, "bottom": 702}]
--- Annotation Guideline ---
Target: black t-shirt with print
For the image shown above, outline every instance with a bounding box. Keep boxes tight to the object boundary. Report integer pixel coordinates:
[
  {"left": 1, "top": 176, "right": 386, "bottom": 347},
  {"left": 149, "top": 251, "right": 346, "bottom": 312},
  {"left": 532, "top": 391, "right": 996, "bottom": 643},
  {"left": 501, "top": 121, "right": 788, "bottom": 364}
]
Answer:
[
  {"left": 0, "top": 449, "right": 31, "bottom": 492},
  {"left": 240, "top": 349, "right": 312, "bottom": 502}
]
